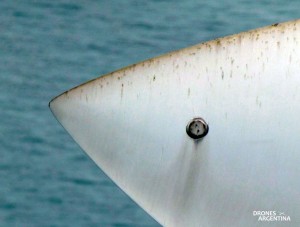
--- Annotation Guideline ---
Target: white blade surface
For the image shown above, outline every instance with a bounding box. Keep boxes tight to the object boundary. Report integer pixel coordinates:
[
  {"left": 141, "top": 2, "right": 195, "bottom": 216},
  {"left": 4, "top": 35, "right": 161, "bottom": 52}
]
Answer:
[{"left": 50, "top": 20, "right": 300, "bottom": 226}]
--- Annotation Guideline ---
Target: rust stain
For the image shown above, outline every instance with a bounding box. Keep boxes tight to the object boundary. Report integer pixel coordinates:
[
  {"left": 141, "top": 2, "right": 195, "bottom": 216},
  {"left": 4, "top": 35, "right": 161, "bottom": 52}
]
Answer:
[
  {"left": 237, "top": 35, "right": 242, "bottom": 45},
  {"left": 121, "top": 83, "right": 124, "bottom": 98},
  {"left": 220, "top": 67, "right": 224, "bottom": 80}
]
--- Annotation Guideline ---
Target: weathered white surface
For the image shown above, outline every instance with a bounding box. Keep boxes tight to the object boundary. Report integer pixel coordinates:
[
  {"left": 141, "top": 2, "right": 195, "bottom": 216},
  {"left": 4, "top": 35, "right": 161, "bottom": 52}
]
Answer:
[{"left": 50, "top": 20, "right": 300, "bottom": 226}]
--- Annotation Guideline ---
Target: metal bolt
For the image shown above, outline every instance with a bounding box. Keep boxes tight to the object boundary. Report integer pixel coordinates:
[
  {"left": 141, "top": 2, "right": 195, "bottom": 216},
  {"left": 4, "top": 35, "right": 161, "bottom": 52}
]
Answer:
[{"left": 186, "top": 117, "right": 209, "bottom": 139}]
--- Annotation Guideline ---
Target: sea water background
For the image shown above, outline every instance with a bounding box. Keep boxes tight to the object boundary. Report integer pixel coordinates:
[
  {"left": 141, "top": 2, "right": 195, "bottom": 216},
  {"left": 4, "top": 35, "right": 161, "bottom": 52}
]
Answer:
[{"left": 1, "top": 0, "right": 299, "bottom": 226}]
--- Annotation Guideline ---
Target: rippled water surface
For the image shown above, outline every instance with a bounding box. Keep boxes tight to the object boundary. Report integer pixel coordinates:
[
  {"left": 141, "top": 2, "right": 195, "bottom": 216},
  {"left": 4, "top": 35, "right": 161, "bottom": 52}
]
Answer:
[{"left": 1, "top": 0, "right": 300, "bottom": 226}]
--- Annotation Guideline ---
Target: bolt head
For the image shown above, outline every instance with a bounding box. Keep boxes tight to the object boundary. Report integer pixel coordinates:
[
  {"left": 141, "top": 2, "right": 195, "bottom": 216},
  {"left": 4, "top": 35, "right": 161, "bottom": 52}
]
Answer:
[{"left": 186, "top": 118, "right": 209, "bottom": 139}]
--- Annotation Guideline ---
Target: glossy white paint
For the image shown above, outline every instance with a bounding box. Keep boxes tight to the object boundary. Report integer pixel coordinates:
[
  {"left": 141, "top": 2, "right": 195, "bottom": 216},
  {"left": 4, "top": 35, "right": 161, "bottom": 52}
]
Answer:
[{"left": 50, "top": 20, "right": 300, "bottom": 226}]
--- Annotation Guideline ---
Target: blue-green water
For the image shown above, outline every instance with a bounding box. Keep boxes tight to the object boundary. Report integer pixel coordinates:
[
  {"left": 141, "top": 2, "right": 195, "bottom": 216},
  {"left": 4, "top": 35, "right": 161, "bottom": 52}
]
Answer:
[{"left": 1, "top": 1, "right": 299, "bottom": 226}]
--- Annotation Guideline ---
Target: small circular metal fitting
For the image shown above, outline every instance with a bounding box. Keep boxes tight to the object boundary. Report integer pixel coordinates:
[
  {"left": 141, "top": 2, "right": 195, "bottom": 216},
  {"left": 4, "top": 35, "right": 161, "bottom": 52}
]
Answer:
[{"left": 186, "top": 117, "right": 209, "bottom": 139}]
